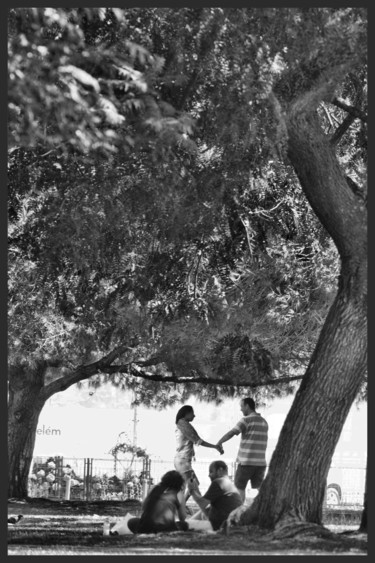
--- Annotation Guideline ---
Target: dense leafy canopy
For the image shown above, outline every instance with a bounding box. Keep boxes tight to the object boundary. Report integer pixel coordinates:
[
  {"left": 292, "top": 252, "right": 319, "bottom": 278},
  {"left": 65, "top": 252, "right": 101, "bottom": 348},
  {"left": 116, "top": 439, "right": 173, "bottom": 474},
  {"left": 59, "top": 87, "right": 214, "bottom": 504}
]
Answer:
[{"left": 8, "top": 7, "right": 366, "bottom": 407}]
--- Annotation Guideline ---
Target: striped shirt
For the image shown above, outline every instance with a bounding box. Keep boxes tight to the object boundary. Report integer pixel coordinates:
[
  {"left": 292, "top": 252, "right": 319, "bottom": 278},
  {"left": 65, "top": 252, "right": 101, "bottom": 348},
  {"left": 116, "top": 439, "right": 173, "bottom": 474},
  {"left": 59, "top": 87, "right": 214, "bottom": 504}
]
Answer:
[
  {"left": 232, "top": 412, "right": 268, "bottom": 466},
  {"left": 175, "top": 419, "right": 203, "bottom": 461}
]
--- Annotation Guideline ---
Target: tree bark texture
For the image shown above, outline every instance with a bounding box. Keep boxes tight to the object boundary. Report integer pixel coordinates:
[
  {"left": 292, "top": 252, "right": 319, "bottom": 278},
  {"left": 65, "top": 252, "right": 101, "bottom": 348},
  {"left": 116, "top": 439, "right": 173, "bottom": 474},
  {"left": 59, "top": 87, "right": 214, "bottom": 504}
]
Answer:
[
  {"left": 242, "top": 97, "right": 367, "bottom": 528},
  {"left": 246, "top": 288, "right": 366, "bottom": 528},
  {"left": 8, "top": 365, "right": 46, "bottom": 498}
]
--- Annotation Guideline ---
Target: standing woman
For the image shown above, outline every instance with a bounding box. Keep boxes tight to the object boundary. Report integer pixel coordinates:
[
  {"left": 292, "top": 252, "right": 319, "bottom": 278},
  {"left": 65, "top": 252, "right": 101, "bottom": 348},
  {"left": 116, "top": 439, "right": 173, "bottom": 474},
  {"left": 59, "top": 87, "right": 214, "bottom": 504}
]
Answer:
[{"left": 174, "top": 405, "right": 223, "bottom": 488}]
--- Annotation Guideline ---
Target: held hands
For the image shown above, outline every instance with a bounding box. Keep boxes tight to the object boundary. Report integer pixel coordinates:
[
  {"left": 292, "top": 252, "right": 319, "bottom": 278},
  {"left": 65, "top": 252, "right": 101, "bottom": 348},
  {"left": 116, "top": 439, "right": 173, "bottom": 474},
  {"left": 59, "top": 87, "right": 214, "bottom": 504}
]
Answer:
[
  {"left": 187, "top": 477, "right": 200, "bottom": 493},
  {"left": 216, "top": 443, "right": 224, "bottom": 455}
]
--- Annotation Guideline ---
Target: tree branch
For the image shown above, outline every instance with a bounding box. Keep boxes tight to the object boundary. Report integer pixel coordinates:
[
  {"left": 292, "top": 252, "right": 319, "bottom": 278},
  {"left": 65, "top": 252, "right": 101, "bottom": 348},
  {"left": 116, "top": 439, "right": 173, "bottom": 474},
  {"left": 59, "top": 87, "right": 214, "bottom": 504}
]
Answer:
[
  {"left": 330, "top": 113, "right": 356, "bottom": 146},
  {"left": 40, "top": 348, "right": 303, "bottom": 401},
  {"left": 331, "top": 97, "right": 367, "bottom": 123},
  {"left": 40, "top": 344, "right": 133, "bottom": 400},
  {"left": 286, "top": 72, "right": 367, "bottom": 261},
  {"left": 101, "top": 363, "right": 303, "bottom": 389}
]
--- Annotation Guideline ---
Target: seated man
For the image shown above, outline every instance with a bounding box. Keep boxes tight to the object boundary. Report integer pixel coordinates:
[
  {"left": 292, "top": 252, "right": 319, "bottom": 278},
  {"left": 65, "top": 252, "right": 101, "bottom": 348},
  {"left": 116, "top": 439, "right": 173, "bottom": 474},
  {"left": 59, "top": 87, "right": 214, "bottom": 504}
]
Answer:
[{"left": 187, "top": 460, "right": 242, "bottom": 531}]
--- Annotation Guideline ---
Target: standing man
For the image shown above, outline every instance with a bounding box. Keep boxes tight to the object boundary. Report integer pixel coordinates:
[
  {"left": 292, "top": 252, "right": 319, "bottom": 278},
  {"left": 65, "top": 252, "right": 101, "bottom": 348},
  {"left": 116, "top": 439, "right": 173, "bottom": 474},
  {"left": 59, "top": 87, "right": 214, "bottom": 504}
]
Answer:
[
  {"left": 216, "top": 397, "right": 268, "bottom": 502},
  {"left": 186, "top": 460, "right": 242, "bottom": 531}
]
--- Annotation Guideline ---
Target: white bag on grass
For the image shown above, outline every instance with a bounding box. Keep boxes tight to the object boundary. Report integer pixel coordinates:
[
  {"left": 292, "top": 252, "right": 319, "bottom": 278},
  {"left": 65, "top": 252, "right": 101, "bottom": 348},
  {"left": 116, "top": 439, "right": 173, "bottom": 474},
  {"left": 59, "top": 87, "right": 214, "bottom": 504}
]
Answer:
[
  {"left": 187, "top": 511, "right": 213, "bottom": 531},
  {"left": 109, "top": 512, "right": 135, "bottom": 535},
  {"left": 187, "top": 520, "right": 214, "bottom": 532}
]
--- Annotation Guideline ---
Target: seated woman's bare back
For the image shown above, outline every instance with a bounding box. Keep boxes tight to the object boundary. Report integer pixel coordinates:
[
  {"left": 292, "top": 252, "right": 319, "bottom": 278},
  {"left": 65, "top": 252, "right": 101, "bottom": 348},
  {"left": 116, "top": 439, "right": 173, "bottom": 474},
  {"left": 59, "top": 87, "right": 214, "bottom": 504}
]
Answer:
[{"left": 128, "top": 488, "right": 187, "bottom": 534}]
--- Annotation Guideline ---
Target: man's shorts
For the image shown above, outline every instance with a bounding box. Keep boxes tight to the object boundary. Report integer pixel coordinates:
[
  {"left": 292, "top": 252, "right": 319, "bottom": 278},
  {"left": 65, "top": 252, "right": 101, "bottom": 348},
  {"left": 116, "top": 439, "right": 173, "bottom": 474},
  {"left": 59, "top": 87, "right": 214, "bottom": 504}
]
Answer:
[
  {"left": 234, "top": 464, "right": 266, "bottom": 490},
  {"left": 174, "top": 457, "right": 200, "bottom": 484}
]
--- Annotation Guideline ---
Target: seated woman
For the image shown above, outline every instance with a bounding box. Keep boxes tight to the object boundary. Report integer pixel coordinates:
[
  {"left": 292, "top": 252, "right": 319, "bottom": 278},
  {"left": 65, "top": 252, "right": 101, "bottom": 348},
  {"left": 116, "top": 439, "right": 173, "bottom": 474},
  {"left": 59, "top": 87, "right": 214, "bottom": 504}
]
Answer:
[{"left": 127, "top": 470, "right": 188, "bottom": 534}]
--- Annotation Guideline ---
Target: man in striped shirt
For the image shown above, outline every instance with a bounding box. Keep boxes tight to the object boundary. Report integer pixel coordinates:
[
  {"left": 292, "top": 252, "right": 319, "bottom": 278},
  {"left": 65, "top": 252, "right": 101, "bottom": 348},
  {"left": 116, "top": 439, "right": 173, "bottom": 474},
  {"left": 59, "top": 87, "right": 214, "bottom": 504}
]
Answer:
[{"left": 216, "top": 397, "right": 268, "bottom": 502}]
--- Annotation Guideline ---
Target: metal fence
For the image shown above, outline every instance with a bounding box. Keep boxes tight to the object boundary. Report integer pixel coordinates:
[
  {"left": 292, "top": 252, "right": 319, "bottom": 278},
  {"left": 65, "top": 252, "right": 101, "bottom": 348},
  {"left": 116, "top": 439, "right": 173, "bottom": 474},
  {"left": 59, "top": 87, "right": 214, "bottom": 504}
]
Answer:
[
  {"left": 28, "top": 455, "right": 366, "bottom": 508},
  {"left": 29, "top": 455, "right": 150, "bottom": 502}
]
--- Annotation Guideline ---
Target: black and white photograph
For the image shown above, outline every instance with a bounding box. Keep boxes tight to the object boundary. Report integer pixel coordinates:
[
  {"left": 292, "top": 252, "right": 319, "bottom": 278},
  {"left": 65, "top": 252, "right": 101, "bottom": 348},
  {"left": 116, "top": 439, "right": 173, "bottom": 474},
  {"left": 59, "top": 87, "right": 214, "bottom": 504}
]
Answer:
[{"left": 7, "top": 6, "right": 367, "bottom": 556}]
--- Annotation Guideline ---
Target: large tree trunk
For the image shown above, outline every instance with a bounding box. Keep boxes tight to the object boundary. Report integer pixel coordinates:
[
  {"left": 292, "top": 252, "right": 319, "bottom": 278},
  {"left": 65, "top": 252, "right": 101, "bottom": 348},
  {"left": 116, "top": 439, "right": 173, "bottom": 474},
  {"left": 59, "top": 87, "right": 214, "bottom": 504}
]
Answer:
[
  {"left": 8, "top": 365, "right": 46, "bottom": 498},
  {"left": 245, "top": 284, "right": 366, "bottom": 528},
  {"left": 241, "top": 88, "right": 367, "bottom": 529}
]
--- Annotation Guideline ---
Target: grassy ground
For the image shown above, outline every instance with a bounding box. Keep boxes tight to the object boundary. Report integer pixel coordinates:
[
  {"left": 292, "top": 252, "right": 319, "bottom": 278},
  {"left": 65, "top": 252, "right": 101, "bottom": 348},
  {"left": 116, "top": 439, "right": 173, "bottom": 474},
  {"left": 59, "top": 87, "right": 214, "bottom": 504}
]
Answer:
[{"left": 7, "top": 498, "right": 367, "bottom": 556}]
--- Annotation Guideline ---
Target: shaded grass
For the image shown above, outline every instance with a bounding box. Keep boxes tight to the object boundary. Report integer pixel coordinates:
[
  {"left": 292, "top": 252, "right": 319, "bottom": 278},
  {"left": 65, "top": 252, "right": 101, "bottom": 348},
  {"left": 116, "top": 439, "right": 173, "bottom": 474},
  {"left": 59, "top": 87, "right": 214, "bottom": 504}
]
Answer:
[
  {"left": 8, "top": 522, "right": 367, "bottom": 554},
  {"left": 8, "top": 499, "right": 366, "bottom": 555}
]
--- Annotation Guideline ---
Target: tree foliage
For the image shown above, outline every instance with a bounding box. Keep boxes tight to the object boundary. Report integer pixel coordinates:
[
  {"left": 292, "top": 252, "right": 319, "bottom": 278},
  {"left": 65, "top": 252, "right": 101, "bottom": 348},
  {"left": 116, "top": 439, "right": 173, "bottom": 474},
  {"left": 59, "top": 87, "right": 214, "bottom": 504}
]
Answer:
[{"left": 8, "top": 7, "right": 352, "bottom": 406}]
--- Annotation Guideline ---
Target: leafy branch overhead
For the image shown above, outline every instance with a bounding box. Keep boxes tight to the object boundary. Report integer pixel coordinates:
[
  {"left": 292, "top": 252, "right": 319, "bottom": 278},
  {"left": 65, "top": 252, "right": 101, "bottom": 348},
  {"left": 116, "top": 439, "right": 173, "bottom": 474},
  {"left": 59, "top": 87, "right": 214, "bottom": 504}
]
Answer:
[
  {"left": 8, "top": 8, "right": 192, "bottom": 157},
  {"left": 8, "top": 7, "right": 366, "bottom": 408}
]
